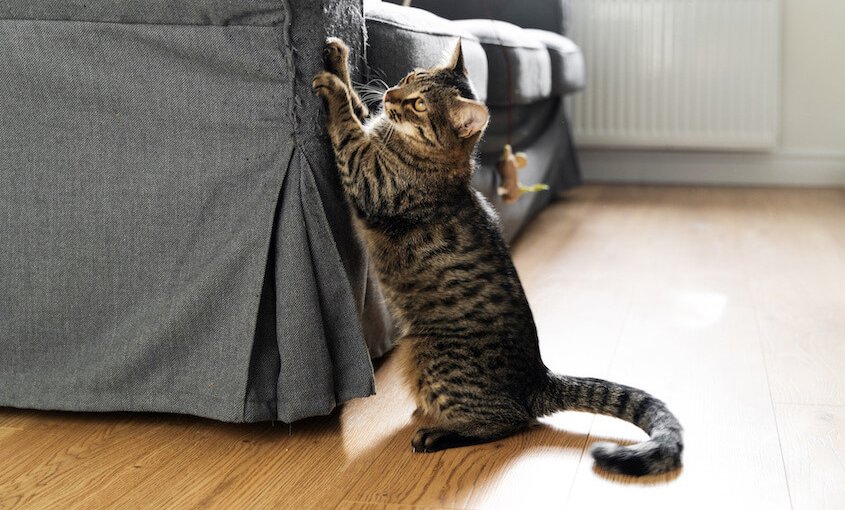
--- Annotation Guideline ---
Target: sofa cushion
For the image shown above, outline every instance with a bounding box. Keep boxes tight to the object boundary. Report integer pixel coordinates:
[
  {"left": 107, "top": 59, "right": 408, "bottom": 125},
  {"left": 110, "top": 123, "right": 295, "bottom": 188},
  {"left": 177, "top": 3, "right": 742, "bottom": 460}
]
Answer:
[
  {"left": 451, "top": 19, "right": 551, "bottom": 106},
  {"left": 363, "top": 0, "right": 488, "bottom": 102},
  {"left": 383, "top": 0, "right": 572, "bottom": 37},
  {"left": 524, "top": 29, "right": 585, "bottom": 95}
]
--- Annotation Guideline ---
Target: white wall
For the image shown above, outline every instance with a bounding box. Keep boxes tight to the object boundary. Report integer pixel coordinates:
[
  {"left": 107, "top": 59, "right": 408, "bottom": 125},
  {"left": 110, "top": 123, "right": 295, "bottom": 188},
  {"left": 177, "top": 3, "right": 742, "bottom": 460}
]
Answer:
[
  {"left": 580, "top": 0, "right": 845, "bottom": 185},
  {"left": 781, "top": 0, "right": 845, "bottom": 154}
]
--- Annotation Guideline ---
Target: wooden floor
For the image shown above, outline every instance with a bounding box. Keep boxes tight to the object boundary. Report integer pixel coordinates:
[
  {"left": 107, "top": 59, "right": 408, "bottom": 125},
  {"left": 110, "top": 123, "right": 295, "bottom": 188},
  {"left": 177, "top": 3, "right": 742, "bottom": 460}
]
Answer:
[{"left": 2, "top": 185, "right": 844, "bottom": 509}]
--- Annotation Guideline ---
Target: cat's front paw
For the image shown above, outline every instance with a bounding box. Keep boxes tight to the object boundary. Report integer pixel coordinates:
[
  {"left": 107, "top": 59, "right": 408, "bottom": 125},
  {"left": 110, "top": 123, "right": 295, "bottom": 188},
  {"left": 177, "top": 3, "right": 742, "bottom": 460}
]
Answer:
[
  {"left": 323, "top": 37, "right": 350, "bottom": 76},
  {"left": 312, "top": 71, "right": 344, "bottom": 97}
]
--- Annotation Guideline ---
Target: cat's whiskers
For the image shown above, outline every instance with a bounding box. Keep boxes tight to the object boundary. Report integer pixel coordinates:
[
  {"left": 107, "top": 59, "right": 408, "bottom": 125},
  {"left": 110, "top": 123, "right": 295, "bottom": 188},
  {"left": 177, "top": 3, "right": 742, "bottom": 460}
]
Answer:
[
  {"left": 383, "top": 122, "right": 396, "bottom": 145},
  {"left": 353, "top": 87, "right": 388, "bottom": 111},
  {"left": 353, "top": 80, "right": 388, "bottom": 94},
  {"left": 357, "top": 91, "right": 385, "bottom": 103},
  {"left": 370, "top": 78, "right": 390, "bottom": 91},
  {"left": 354, "top": 85, "right": 384, "bottom": 94},
  {"left": 353, "top": 78, "right": 389, "bottom": 90},
  {"left": 351, "top": 79, "right": 392, "bottom": 114}
]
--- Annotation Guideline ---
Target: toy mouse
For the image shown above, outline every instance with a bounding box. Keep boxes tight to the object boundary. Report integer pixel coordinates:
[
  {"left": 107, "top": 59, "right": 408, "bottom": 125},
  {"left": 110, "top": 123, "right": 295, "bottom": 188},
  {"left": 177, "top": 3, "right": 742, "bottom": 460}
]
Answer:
[{"left": 496, "top": 144, "right": 549, "bottom": 204}]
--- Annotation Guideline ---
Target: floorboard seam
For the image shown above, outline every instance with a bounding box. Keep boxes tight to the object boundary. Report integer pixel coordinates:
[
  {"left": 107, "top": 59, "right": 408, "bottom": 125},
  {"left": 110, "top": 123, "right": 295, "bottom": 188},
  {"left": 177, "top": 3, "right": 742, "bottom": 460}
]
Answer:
[
  {"left": 562, "top": 299, "right": 635, "bottom": 508},
  {"left": 753, "top": 289, "right": 797, "bottom": 510}
]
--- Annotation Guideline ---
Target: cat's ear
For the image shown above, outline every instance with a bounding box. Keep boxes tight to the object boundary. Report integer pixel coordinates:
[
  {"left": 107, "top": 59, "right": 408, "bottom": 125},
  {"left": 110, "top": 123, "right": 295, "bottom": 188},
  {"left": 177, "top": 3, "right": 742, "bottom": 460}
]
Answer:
[
  {"left": 450, "top": 97, "right": 489, "bottom": 138},
  {"left": 445, "top": 39, "right": 467, "bottom": 76}
]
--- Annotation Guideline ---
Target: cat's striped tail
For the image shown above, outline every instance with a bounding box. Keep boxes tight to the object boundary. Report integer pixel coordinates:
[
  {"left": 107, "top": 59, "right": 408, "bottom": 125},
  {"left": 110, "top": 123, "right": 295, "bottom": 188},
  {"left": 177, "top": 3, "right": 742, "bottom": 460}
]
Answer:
[{"left": 531, "top": 373, "right": 683, "bottom": 476}]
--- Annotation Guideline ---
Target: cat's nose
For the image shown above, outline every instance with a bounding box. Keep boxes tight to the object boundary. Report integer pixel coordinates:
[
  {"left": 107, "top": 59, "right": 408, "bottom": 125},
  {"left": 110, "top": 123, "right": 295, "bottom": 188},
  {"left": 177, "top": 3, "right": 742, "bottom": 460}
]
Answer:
[{"left": 384, "top": 88, "right": 402, "bottom": 104}]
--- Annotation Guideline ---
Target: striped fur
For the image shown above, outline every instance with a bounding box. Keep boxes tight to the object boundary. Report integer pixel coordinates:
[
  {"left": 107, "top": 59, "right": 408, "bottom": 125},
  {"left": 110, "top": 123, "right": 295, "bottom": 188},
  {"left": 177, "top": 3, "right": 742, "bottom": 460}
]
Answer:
[{"left": 313, "top": 38, "right": 683, "bottom": 476}]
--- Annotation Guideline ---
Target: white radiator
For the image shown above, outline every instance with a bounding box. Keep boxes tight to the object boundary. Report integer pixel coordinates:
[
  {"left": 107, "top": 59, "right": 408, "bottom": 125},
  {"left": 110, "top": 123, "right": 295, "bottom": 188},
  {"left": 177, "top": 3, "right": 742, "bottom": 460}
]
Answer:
[{"left": 567, "top": 0, "right": 781, "bottom": 150}]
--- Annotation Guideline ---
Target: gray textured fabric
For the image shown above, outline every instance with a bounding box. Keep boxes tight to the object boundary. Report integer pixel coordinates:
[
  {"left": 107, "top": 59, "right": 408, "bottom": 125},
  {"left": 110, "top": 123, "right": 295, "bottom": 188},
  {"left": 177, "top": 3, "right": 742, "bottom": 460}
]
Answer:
[
  {"left": 483, "top": 101, "right": 559, "bottom": 153},
  {"left": 386, "top": 0, "right": 572, "bottom": 36},
  {"left": 273, "top": 0, "right": 393, "bottom": 422},
  {"left": 1, "top": 0, "right": 392, "bottom": 423},
  {"left": 364, "top": 0, "right": 488, "bottom": 102},
  {"left": 0, "top": 0, "right": 286, "bottom": 25},
  {"left": 451, "top": 19, "right": 551, "bottom": 106},
  {"left": 524, "top": 29, "right": 585, "bottom": 96}
]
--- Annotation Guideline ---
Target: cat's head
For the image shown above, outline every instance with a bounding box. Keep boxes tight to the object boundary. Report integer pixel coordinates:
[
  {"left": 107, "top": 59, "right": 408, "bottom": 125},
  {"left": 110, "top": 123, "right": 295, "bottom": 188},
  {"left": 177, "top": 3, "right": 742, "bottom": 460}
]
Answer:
[{"left": 382, "top": 41, "right": 489, "bottom": 149}]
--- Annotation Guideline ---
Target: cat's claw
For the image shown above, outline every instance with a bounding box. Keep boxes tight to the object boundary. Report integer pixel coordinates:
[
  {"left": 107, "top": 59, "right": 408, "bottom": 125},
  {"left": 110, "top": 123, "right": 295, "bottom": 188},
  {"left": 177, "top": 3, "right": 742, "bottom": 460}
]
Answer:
[{"left": 323, "top": 37, "right": 349, "bottom": 75}]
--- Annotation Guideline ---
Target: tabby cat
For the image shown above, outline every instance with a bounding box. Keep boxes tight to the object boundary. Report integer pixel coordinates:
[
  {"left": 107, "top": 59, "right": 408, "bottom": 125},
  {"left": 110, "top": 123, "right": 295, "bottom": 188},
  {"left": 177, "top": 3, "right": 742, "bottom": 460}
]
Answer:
[{"left": 312, "top": 38, "right": 683, "bottom": 476}]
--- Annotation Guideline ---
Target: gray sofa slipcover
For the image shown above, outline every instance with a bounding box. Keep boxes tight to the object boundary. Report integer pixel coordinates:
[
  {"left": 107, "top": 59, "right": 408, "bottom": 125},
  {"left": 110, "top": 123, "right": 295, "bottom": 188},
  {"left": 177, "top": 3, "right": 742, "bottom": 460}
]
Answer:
[{"left": 0, "top": 0, "right": 392, "bottom": 423}]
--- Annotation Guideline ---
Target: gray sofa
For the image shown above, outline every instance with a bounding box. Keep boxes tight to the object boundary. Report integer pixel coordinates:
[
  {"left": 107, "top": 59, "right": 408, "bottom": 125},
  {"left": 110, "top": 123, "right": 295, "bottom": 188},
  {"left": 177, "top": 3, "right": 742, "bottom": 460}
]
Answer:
[{"left": 0, "top": 0, "right": 583, "bottom": 423}]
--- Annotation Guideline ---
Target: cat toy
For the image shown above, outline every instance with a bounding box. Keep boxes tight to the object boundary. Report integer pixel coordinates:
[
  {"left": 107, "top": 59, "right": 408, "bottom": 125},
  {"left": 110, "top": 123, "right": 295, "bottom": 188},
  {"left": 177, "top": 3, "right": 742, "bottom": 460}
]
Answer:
[{"left": 496, "top": 144, "right": 549, "bottom": 204}]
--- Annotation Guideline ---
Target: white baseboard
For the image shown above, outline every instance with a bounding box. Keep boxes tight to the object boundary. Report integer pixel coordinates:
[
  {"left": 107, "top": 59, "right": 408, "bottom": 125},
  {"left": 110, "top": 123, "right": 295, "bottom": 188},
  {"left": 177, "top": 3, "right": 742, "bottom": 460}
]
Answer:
[{"left": 579, "top": 149, "right": 845, "bottom": 187}]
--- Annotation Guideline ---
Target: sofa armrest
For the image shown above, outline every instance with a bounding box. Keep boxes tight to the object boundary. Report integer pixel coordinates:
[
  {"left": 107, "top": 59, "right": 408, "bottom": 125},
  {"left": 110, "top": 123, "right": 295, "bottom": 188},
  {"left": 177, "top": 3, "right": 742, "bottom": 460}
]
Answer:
[{"left": 385, "top": 0, "right": 571, "bottom": 35}]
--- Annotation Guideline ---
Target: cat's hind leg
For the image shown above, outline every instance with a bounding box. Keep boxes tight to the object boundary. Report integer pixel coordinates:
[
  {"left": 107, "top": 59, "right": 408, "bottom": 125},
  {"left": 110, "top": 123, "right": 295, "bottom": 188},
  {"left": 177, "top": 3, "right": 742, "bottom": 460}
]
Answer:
[
  {"left": 323, "top": 37, "right": 369, "bottom": 122},
  {"left": 411, "top": 399, "right": 531, "bottom": 453},
  {"left": 412, "top": 418, "right": 528, "bottom": 453}
]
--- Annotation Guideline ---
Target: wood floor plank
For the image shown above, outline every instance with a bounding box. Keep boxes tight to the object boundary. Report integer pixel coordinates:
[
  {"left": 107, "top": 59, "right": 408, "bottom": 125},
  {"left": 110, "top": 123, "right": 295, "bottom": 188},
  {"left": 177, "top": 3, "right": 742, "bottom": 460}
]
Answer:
[
  {"left": 0, "top": 415, "right": 148, "bottom": 508},
  {"left": 753, "top": 274, "right": 845, "bottom": 406},
  {"left": 336, "top": 501, "right": 449, "bottom": 510},
  {"left": 104, "top": 414, "right": 341, "bottom": 509},
  {"left": 0, "top": 426, "right": 21, "bottom": 442},
  {"left": 776, "top": 404, "right": 845, "bottom": 510},
  {"left": 743, "top": 188, "right": 845, "bottom": 406}
]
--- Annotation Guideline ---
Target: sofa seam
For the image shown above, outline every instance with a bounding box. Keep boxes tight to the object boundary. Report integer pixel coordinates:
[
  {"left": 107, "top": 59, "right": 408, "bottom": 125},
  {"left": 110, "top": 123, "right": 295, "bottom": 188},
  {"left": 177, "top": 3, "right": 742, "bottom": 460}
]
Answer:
[{"left": 476, "top": 38, "right": 547, "bottom": 51}]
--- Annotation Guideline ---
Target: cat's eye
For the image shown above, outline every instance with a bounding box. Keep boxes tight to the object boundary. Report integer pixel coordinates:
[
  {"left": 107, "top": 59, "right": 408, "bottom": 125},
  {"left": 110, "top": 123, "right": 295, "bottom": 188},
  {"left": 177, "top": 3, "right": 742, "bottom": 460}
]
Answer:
[{"left": 413, "top": 98, "right": 426, "bottom": 112}]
